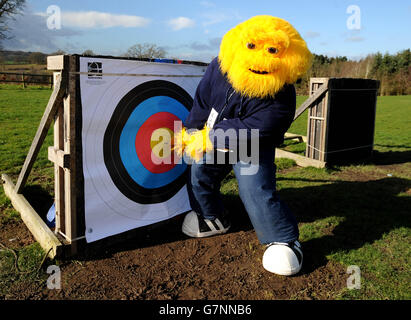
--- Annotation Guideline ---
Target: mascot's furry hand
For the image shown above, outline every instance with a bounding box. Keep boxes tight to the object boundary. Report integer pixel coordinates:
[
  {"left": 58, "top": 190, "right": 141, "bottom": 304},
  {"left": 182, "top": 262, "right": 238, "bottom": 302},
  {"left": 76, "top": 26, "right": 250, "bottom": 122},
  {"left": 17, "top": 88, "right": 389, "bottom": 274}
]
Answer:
[{"left": 174, "top": 126, "right": 213, "bottom": 162}]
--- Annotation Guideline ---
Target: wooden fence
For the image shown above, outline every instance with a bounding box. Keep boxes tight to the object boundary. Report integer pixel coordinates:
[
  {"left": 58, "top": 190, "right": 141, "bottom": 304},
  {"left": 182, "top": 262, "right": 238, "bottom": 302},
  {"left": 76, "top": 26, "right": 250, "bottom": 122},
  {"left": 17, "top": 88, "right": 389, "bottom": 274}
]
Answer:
[{"left": 0, "top": 71, "right": 53, "bottom": 88}]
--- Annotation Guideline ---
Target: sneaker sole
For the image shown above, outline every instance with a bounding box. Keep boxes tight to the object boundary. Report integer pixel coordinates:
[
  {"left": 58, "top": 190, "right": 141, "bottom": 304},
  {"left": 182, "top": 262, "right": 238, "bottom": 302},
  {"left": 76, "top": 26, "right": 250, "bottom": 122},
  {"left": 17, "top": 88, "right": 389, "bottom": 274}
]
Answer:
[
  {"left": 262, "top": 242, "right": 303, "bottom": 276},
  {"left": 182, "top": 224, "right": 230, "bottom": 238},
  {"left": 264, "top": 260, "right": 303, "bottom": 276}
]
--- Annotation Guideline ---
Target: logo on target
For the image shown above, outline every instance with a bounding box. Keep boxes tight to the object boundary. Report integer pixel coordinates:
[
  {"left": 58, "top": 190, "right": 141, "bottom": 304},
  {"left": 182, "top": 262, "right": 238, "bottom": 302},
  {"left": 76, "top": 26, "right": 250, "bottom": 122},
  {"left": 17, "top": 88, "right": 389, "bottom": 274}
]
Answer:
[{"left": 88, "top": 62, "right": 103, "bottom": 78}]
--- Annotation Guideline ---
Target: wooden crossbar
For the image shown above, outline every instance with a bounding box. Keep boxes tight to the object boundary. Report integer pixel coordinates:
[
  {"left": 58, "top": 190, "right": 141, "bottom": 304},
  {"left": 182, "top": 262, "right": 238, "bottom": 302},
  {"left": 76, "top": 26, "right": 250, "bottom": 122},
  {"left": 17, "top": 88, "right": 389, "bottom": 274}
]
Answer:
[
  {"left": 293, "top": 83, "right": 328, "bottom": 120},
  {"left": 284, "top": 133, "right": 307, "bottom": 143},
  {"left": 275, "top": 149, "right": 326, "bottom": 168},
  {"left": 15, "top": 72, "right": 67, "bottom": 193},
  {"left": 2, "top": 174, "right": 63, "bottom": 258},
  {"left": 278, "top": 82, "right": 329, "bottom": 168}
]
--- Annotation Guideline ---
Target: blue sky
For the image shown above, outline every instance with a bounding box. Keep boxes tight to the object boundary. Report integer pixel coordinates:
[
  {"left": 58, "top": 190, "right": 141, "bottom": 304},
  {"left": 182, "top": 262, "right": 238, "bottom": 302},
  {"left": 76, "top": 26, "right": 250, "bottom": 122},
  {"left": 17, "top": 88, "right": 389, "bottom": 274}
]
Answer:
[{"left": 3, "top": 0, "right": 411, "bottom": 62}]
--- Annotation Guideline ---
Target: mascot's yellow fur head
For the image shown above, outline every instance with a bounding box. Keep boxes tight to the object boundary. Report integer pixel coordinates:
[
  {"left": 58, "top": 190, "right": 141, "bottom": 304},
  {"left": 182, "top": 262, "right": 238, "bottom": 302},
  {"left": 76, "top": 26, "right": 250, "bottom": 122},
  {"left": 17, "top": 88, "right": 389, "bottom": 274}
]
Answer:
[{"left": 218, "top": 15, "right": 312, "bottom": 99}]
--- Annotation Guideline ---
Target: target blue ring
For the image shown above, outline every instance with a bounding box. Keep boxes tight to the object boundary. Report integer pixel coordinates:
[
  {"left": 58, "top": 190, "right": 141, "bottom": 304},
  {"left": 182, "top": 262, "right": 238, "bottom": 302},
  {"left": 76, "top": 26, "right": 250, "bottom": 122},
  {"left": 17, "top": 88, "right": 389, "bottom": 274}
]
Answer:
[{"left": 119, "top": 96, "right": 189, "bottom": 189}]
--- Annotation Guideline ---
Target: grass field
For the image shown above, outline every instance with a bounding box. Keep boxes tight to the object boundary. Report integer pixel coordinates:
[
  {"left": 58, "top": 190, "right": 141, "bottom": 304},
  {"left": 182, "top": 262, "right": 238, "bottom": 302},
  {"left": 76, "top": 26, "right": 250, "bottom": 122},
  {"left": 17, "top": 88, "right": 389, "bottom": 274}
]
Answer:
[{"left": 0, "top": 84, "right": 410, "bottom": 300}]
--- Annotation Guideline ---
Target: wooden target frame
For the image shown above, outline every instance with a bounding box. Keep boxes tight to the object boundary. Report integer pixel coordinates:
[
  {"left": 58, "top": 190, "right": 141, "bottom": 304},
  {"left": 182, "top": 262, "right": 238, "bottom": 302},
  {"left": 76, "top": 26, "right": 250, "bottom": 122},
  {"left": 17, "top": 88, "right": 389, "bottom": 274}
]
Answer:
[
  {"left": 277, "top": 77, "right": 380, "bottom": 168},
  {"left": 1, "top": 55, "right": 208, "bottom": 258}
]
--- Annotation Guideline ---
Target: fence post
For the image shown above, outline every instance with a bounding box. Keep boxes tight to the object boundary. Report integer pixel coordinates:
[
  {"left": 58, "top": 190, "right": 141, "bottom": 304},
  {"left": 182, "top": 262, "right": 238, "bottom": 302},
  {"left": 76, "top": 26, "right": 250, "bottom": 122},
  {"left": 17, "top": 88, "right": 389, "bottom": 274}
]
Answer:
[{"left": 22, "top": 72, "right": 26, "bottom": 89}]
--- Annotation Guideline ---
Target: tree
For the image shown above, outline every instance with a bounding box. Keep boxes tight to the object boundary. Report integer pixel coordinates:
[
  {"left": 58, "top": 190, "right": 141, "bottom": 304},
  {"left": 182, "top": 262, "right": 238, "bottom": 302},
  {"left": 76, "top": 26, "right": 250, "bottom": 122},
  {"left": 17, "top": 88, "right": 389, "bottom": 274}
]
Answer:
[
  {"left": 50, "top": 49, "right": 66, "bottom": 55},
  {"left": 295, "top": 50, "right": 411, "bottom": 96},
  {"left": 0, "top": 0, "right": 25, "bottom": 19},
  {"left": 397, "top": 49, "right": 410, "bottom": 71},
  {"left": 381, "top": 53, "right": 397, "bottom": 74},
  {"left": 82, "top": 49, "right": 95, "bottom": 56},
  {"left": 0, "top": 0, "right": 26, "bottom": 46},
  {"left": 370, "top": 52, "right": 383, "bottom": 77},
  {"left": 28, "top": 52, "right": 46, "bottom": 64},
  {"left": 124, "top": 43, "right": 166, "bottom": 59}
]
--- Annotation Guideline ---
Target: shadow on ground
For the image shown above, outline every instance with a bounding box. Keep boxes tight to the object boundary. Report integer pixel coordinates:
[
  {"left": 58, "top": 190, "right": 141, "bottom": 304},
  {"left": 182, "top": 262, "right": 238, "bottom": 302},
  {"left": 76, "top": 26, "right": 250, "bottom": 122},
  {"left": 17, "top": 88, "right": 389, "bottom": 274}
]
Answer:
[
  {"left": 75, "top": 175, "right": 410, "bottom": 277},
  {"left": 5, "top": 166, "right": 410, "bottom": 299},
  {"left": 23, "top": 184, "right": 53, "bottom": 221},
  {"left": 17, "top": 149, "right": 410, "bottom": 277},
  {"left": 279, "top": 176, "right": 410, "bottom": 274},
  {"left": 371, "top": 148, "right": 411, "bottom": 165}
]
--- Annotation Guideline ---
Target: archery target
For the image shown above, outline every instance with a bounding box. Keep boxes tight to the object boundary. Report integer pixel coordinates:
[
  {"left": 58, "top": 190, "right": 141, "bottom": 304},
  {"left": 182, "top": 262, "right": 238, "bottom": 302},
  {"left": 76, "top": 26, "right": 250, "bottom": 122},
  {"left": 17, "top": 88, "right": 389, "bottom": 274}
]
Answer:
[
  {"left": 79, "top": 56, "right": 205, "bottom": 242},
  {"left": 103, "top": 80, "right": 192, "bottom": 204}
]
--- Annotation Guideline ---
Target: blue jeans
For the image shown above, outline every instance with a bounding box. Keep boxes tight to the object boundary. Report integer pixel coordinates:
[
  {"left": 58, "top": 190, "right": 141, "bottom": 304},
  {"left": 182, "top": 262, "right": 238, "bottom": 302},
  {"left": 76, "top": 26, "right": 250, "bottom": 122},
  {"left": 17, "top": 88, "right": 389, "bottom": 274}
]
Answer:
[{"left": 187, "top": 149, "right": 299, "bottom": 244}]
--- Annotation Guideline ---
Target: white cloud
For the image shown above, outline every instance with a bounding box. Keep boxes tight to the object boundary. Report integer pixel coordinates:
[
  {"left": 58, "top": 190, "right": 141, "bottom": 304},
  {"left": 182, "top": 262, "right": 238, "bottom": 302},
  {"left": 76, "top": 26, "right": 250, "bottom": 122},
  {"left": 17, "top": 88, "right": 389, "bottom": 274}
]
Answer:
[
  {"left": 168, "top": 17, "right": 195, "bottom": 31},
  {"left": 61, "top": 11, "right": 150, "bottom": 28},
  {"left": 3, "top": 10, "right": 81, "bottom": 53}
]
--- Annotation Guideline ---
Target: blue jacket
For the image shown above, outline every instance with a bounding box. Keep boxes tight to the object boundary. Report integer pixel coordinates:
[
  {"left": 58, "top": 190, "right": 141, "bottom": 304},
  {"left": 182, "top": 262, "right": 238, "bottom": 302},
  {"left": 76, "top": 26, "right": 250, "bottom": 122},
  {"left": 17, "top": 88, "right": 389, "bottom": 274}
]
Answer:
[{"left": 185, "top": 57, "right": 296, "bottom": 150}]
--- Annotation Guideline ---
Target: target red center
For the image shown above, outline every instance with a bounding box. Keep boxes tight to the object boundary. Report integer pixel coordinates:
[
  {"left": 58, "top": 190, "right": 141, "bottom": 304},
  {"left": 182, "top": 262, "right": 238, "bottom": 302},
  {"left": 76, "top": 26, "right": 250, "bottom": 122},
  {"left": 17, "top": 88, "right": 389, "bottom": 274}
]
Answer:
[{"left": 135, "top": 112, "right": 180, "bottom": 173}]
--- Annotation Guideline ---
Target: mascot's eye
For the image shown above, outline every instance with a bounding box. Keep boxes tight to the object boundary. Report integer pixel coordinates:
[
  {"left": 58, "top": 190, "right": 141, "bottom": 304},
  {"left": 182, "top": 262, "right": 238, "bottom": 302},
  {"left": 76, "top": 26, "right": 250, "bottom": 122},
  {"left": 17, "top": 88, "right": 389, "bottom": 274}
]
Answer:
[
  {"left": 268, "top": 47, "right": 279, "bottom": 54},
  {"left": 246, "top": 43, "right": 255, "bottom": 49}
]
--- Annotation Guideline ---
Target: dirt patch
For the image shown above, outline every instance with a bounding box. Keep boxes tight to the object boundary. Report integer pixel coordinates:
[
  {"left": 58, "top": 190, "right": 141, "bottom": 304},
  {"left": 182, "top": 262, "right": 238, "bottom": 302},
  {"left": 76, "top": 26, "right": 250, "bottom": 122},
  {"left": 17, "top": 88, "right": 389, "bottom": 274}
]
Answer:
[
  {"left": 0, "top": 218, "right": 35, "bottom": 250},
  {"left": 3, "top": 221, "right": 347, "bottom": 300},
  {"left": 334, "top": 163, "right": 411, "bottom": 185},
  {"left": 375, "top": 163, "right": 411, "bottom": 178}
]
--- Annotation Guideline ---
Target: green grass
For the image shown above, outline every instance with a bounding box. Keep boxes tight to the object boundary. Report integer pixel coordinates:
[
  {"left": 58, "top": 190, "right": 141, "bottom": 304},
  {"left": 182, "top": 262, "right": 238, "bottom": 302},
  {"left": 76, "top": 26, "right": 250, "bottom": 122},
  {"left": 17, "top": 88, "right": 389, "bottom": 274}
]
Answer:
[
  {"left": 335, "top": 227, "right": 411, "bottom": 300},
  {"left": 284, "top": 95, "right": 411, "bottom": 158},
  {"left": 288, "top": 95, "right": 309, "bottom": 136},
  {"left": 0, "top": 242, "right": 50, "bottom": 297},
  {"left": 290, "top": 95, "right": 411, "bottom": 143},
  {"left": 0, "top": 85, "right": 54, "bottom": 297},
  {"left": 0, "top": 85, "right": 54, "bottom": 221},
  {"left": 0, "top": 84, "right": 410, "bottom": 300},
  {"left": 373, "top": 95, "right": 411, "bottom": 152},
  {"left": 0, "top": 85, "right": 54, "bottom": 175}
]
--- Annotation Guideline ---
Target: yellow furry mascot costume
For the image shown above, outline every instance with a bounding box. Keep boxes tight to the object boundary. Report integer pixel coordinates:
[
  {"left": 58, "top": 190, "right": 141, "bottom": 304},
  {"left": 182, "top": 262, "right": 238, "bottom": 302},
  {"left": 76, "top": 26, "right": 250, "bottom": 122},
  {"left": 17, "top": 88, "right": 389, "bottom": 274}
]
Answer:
[
  {"left": 180, "top": 15, "right": 312, "bottom": 276},
  {"left": 176, "top": 15, "right": 312, "bottom": 160}
]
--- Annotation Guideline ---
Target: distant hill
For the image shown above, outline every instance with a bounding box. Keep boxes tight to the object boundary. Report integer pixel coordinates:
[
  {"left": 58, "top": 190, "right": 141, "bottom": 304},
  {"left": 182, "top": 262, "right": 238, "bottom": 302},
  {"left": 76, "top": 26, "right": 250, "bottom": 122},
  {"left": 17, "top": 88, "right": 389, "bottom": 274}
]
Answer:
[{"left": 0, "top": 50, "right": 53, "bottom": 64}]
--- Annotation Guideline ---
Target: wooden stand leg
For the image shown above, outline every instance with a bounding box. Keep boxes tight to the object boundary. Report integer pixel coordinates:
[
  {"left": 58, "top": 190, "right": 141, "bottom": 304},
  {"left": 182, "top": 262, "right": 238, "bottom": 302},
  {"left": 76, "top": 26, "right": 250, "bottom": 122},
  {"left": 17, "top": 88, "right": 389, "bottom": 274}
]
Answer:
[
  {"left": 48, "top": 56, "right": 84, "bottom": 257},
  {"left": 64, "top": 56, "right": 79, "bottom": 255},
  {"left": 54, "top": 102, "right": 65, "bottom": 235}
]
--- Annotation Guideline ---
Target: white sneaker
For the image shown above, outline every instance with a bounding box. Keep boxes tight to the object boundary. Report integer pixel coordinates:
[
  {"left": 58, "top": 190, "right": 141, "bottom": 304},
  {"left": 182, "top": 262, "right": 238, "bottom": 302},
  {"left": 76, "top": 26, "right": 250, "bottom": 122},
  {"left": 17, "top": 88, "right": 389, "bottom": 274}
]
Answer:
[
  {"left": 182, "top": 211, "right": 231, "bottom": 238},
  {"left": 262, "top": 240, "right": 303, "bottom": 276}
]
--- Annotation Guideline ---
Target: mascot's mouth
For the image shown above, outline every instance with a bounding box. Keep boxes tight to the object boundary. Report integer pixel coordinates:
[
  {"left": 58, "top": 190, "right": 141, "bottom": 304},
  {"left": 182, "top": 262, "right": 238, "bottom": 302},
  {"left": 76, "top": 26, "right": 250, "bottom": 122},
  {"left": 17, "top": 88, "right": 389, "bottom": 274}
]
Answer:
[{"left": 249, "top": 68, "right": 270, "bottom": 75}]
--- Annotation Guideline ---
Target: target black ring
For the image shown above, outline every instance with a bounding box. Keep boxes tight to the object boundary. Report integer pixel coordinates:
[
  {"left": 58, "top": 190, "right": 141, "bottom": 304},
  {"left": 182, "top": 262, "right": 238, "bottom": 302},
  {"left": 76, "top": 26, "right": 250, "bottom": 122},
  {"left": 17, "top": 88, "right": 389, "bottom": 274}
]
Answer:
[{"left": 103, "top": 80, "right": 193, "bottom": 204}]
